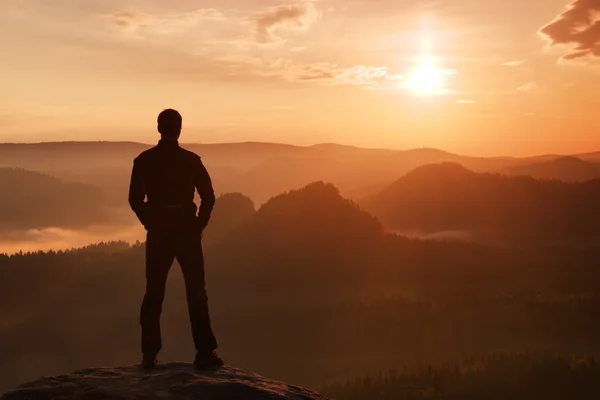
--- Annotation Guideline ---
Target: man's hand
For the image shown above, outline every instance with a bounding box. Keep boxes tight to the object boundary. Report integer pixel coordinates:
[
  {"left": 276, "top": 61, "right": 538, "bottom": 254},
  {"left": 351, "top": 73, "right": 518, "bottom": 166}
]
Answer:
[
  {"left": 194, "top": 216, "right": 209, "bottom": 234},
  {"left": 129, "top": 158, "right": 151, "bottom": 228},
  {"left": 194, "top": 157, "right": 215, "bottom": 236}
]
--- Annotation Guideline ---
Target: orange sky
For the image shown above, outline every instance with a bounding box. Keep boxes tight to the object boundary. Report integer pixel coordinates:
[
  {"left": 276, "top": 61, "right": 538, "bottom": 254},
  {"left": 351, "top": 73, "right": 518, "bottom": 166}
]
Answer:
[{"left": 1, "top": 0, "right": 600, "bottom": 156}]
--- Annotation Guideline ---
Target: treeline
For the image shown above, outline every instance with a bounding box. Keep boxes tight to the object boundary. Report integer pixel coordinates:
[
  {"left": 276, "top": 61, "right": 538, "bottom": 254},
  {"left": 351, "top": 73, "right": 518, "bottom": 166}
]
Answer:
[
  {"left": 321, "top": 353, "right": 600, "bottom": 400},
  {"left": 2, "top": 239, "right": 600, "bottom": 392}
]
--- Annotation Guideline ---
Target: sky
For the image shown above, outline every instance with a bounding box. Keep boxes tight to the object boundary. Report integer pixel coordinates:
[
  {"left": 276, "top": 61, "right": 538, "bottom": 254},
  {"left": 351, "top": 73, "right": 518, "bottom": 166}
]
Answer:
[{"left": 1, "top": 0, "right": 600, "bottom": 156}]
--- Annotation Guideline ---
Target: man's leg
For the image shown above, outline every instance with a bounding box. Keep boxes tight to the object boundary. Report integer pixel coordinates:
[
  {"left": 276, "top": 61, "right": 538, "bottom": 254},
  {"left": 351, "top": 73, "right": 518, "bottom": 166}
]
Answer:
[
  {"left": 140, "top": 231, "right": 175, "bottom": 357},
  {"left": 175, "top": 233, "right": 218, "bottom": 354}
]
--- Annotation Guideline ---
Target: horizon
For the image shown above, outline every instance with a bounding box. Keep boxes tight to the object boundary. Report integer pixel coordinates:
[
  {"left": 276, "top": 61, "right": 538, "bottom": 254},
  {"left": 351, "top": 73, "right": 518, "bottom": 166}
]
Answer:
[
  {"left": 1, "top": 139, "right": 599, "bottom": 159},
  {"left": 2, "top": 1, "right": 600, "bottom": 156}
]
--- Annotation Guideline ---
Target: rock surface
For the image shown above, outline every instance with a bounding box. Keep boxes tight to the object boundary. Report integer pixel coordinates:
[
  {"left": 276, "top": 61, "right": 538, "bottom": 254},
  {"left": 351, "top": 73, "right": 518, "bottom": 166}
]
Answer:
[{"left": 0, "top": 363, "right": 331, "bottom": 400}]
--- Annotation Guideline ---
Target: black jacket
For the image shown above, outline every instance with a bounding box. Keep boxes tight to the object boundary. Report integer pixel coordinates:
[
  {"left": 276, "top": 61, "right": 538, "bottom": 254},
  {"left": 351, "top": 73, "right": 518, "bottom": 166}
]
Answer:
[{"left": 128, "top": 140, "right": 215, "bottom": 232}]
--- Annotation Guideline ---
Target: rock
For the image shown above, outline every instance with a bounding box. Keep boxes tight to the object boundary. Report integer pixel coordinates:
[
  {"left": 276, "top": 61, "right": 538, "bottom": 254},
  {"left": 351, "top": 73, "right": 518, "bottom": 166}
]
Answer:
[{"left": 0, "top": 363, "right": 331, "bottom": 400}]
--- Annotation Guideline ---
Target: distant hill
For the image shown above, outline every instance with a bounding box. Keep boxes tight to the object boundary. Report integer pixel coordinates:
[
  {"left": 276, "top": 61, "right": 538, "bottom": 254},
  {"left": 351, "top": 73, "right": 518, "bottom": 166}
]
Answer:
[
  {"left": 362, "top": 163, "right": 600, "bottom": 244},
  {"left": 501, "top": 156, "right": 600, "bottom": 182},
  {"left": 389, "top": 148, "right": 517, "bottom": 173},
  {"left": 222, "top": 146, "right": 519, "bottom": 203},
  {"left": 0, "top": 168, "right": 111, "bottom": 231},
  {"left": 235, "top": 157, "right": 347, "bottom": 204},
  {"left": 573, "top": 150, "right": 600, "bottom": 163},
  {"left": 1, "top": 141, "right": 593, "bottom": 206}
]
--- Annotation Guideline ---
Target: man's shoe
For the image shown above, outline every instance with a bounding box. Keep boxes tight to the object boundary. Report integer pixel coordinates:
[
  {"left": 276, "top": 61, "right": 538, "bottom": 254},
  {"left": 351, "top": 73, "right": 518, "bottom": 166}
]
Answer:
[
  {"left": 141, "top": 354, "right": 158, "bottom": 370},
  {"left": 193, "top": 350, "right": 224, "bottom": 369}
]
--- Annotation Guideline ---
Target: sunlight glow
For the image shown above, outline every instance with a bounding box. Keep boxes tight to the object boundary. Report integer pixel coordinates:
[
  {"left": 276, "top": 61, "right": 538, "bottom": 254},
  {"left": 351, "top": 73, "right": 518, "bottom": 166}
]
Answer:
[{"left": 404, "top": 56, "right": 446, "bottom": 96}]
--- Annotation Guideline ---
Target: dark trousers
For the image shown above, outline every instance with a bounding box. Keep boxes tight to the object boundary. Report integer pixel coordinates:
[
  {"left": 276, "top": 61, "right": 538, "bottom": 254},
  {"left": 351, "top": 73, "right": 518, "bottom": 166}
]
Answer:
[{"left": 140, "top": 230, "right": 218, "bottom": 355}]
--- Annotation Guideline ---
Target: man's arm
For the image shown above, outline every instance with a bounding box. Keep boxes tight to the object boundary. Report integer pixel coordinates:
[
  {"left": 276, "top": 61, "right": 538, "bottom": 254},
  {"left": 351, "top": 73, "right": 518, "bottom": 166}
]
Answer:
[
  {"left": 194, "top": 157, "right": 216, "bottom": 232},
  {"left": 128, "top": 158, "right": 150, "bottom": 228}
]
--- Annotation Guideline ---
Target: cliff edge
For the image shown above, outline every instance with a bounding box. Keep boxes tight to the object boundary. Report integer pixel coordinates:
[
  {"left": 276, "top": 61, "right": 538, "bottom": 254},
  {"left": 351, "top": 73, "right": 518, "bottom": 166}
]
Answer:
[{"left": 0, "top": 363, "right": 331, "bottom": 400}]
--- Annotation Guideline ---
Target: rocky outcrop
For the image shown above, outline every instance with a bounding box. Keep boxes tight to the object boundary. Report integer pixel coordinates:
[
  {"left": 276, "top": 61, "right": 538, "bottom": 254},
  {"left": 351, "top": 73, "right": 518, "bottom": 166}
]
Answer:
[{"left": 0, "top": 363, "right": 331, "bottom": 400}]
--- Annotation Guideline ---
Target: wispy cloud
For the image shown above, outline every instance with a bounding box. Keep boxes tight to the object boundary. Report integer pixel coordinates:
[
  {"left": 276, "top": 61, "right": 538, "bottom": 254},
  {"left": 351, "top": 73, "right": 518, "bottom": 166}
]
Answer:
[
  {"left": 284, "top": 63, "right": 400, "bottom": 85},
  {"left": 285, "top": 62, "right": 336, "bottom": 81},
  {"left": 254, "top": 2, "right": 321, "bottom": 43},
  {"left": 502, "top": 60, "right": 525, "bottom": 67},
  {"left": 539, "top": 0, "right": 600, "bottom": 60},
  {"left": 517, "top": 82, "right": 538, "bottom": 93},
  {"left": 0, "top": 1, "right": 416, "bottom": 90},
  {"left": 108, "top": 8, "right": 225, "bottom": 36}
]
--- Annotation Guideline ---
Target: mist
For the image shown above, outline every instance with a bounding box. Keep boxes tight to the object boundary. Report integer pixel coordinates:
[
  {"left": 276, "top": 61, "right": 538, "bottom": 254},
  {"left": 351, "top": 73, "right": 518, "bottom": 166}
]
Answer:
[
  {"left": 391, "top": 229, "right": 474, "bottom": 243},
  {"left": 0, "top": 224, "right": 145, "bottom": 254}
]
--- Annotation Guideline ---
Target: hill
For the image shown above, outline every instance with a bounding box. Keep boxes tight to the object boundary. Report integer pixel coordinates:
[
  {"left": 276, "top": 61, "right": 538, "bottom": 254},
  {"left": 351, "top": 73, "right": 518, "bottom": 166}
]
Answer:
[
  {"left": 0, "top": 168, "right": 112, "bottom": 231},
  {"left": 202, "top": 192, "right": 256, "bottom": 246},
  {"left": 209, "top": 182, "right": 384, "bottom": 303},
  {"left": 235, "top": 157, "right": 347, "bottom": 204},
  {"left": 362, "top": 162, "right": 600, "bottom": 245},
  {"left": 0, "top": 364, "right": 330, "bottom": 400},
  {"left": 501, "top": 156, "right": 600, "bottom": 182},
  {"left": 389, "top": 148, "right": 514, "bottom": 173},
  {"left": 0, "top": 141, "right": 521, "bottom": 206},
  {"left": 574, "top": 150, "right": 600, "bottom": 163}
]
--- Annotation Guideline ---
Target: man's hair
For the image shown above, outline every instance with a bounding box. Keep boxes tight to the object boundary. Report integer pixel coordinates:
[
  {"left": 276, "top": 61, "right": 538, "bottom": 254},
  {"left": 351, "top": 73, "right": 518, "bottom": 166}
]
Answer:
[{"left": 157, "top": 109, "right": 182, "bottom": 135}]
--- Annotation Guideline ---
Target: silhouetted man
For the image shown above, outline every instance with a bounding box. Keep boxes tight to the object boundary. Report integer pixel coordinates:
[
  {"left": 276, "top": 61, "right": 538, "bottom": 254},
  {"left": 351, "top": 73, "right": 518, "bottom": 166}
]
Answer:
[{"left": 129, "top": 109, "right": 222, "bottom": 369}]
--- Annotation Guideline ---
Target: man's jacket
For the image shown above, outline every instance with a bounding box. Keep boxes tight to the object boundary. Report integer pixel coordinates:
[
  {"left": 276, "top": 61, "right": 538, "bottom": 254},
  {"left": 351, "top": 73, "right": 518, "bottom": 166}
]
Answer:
[{"left": 128, "top": 140, "right": 215, "bottom": 232}]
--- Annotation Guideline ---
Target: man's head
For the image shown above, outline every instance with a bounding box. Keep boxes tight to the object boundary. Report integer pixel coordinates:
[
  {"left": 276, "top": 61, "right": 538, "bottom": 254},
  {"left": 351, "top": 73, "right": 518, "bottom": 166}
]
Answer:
[{"left": 157, "top": 109, "right": 182, "bottom": 139}]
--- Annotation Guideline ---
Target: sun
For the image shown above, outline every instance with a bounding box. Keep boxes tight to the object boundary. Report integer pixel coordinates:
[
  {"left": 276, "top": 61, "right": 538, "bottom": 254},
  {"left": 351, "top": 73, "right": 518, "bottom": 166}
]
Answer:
[{"left": 404, "top": 56, "right": 446, "bottom": 96}]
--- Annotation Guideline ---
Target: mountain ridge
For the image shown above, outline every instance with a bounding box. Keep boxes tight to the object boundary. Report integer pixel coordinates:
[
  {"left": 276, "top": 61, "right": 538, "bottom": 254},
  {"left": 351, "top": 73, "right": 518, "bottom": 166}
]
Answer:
[
  {"left": 362, "top": 162, "right": 600, "bottom": 244},
  {"left": 501, "top": 156, "right": 600, "bottom": 182},
  {"left": 1, "top": 140, "right": 599, "bottom": 159}
]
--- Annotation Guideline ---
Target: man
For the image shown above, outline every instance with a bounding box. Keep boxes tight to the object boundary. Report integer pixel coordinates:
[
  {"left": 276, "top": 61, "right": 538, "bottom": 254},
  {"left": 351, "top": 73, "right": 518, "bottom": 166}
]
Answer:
[{"left": 128, "top": 109, "right": 223, "bottom": 369}]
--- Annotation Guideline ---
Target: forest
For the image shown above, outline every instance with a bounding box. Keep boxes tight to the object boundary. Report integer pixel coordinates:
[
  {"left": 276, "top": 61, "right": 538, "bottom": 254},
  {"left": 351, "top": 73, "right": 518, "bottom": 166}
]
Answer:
[{"left": 321, "top": 354, "right": 600, "bottom": 400}]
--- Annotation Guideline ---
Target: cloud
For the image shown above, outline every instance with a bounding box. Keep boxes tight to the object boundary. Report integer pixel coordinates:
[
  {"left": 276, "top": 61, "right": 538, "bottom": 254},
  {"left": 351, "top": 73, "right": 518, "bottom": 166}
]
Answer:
[
  {"left": 517, "top": 82, "right": 538, "bottom": 93},
  {"left": 502, "top": 60, "right": 525, "bottom": 67},
  {"left": 286, "top": 62, "right": 336, "bottom": 81},
  {"left": 12, "top": 1, "right": 391, "bottom": 89},
  {"left": 457, "top": 99, "right": 475, "bottom": 104},
  {"left": 254, "top": 2, "right": 321, "bottom": 43},
  {"left": 335, "top": 65, "right": 396, "bottom": 85},
  {"left": 539, "top": 0, "right": 600, "bottom": 60},
  {"left": 284, "top": 63, "right": 400, "bottom": 85},
  {"left": 109, "top": 8, "right": 224, "bottom": 35}
]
